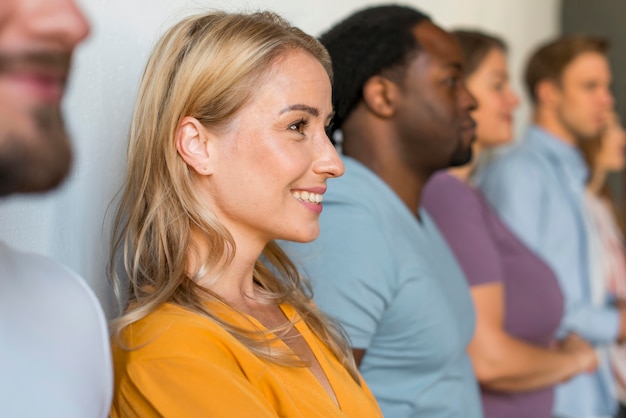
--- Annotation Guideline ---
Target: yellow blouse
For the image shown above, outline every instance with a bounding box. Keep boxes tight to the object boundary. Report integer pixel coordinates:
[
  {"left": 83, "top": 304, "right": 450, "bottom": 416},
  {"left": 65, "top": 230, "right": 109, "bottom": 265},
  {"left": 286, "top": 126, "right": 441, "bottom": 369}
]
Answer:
[{"left": 110, "top": 302, "right": 382, "bottom": 417}]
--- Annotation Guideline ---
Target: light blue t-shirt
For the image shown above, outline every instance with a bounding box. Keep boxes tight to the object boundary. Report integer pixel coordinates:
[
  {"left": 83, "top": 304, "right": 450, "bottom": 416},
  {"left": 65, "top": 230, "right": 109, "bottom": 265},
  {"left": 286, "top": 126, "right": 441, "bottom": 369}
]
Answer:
[
  {"left": 476, "top": 125, "right": 618, "bottom": 418},
  {"left": 283, "top": 156, "right": 482, "bottom": 418}
]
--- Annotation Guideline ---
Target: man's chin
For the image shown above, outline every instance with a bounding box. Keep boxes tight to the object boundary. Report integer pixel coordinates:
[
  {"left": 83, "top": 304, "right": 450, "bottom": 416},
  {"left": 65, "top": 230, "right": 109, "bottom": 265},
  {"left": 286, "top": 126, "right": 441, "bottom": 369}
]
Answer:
[
  {"left": 0, "top": 139, "right": 72, "bottom": 196},
  {"left": 0, "top": 106, "right": 72, "bottom": 196},
  {"left": 21, "top": 154, "right": 72, "bottom": 194},
  {"left": 448, "top": 147, "right": 473, "bottom": 168},
  {"left": 569, "top": 120, "right": 606, "bottom": 143}
]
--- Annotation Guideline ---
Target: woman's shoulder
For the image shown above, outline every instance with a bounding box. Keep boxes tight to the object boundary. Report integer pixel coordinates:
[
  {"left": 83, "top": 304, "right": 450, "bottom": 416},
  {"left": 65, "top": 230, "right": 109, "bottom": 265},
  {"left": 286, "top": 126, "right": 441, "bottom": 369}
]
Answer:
[
  {"left": 423, "top": 172, "right": 485, "bottom": 221},
  {"left": 115, "top": 303, "right": 249, "bottom": 362}
]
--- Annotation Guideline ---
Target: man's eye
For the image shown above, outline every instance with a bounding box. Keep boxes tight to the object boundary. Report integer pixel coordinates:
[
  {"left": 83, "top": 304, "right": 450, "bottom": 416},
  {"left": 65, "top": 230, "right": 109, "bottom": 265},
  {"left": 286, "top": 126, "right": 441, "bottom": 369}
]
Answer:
[{"left": 445, "top": 77, "right": 459, "bottom": 87}]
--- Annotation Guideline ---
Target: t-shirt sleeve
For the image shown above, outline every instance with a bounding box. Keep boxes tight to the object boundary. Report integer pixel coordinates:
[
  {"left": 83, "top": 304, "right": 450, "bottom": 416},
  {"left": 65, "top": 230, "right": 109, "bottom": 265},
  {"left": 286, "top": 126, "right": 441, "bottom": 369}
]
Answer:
[
  {"left": 423, "top": 177, "right": 503, "bottom": 287},
  {"left": 284, "top": 203, "right": 395, "bottom": 350},
  {"left": 477, "top": 154, "right": 545, "bottom": 254}
]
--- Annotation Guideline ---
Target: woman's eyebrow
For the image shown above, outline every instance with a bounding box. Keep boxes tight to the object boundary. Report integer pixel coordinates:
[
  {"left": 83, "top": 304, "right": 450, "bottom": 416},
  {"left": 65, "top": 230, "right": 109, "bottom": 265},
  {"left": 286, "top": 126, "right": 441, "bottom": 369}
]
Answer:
[{"left": 279, "top": 104, "right": 320, "bottom": 116}]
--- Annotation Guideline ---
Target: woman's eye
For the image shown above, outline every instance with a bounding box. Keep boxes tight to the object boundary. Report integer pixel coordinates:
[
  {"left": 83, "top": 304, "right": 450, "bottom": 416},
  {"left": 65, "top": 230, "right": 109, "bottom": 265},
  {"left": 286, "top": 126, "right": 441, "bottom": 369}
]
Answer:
[
  {"left": 325, "top": 121, "right": 334, "bottom": 139},
  {"left": 289, "top": 119, "right": 309, "bottom": 134}
]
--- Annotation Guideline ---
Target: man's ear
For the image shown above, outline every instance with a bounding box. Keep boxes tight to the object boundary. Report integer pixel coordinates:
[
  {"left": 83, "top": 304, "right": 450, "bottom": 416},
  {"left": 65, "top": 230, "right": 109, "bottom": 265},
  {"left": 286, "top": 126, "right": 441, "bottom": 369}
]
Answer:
[
  {"left": 175, "top": 116, "right": 214, "bottom": 175},
  {"left": 536, "top": 79, "right": 561, "bottom": 108},
  {"left": 362, "top": 75, "right": 398, "bottom": 118}
]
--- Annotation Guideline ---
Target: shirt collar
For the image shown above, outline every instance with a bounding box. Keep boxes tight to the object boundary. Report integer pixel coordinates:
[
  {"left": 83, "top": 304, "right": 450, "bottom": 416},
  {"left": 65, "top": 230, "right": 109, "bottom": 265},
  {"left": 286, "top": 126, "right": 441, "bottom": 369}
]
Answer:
[{"left": 526, "top": 124, "right": 589, "bottom": 185}]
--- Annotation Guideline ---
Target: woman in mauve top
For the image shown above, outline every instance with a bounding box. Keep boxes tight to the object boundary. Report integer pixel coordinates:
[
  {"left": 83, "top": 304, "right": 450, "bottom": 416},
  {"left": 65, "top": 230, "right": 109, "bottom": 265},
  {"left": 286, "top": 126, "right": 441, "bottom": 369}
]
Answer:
[
  {"left": 422, "top": 30, "right": 597, "bottom": 418},
  {"left": 108, "top": 11, "right": 382, "bottom": 418}
]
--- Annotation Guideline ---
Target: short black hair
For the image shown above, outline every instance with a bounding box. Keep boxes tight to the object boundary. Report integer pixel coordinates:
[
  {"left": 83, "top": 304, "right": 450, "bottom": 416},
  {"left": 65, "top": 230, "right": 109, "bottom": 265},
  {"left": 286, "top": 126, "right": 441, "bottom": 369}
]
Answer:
[{"left": 319, "top": 5, "right": 431, "bottom": 135}]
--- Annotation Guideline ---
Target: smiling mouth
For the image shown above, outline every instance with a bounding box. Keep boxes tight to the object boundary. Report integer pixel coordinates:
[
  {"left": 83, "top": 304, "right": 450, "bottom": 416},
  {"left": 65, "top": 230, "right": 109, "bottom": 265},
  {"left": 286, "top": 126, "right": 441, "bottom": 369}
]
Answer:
[{"left": 292, "top": 190, "right": 323, "bottom": 204}]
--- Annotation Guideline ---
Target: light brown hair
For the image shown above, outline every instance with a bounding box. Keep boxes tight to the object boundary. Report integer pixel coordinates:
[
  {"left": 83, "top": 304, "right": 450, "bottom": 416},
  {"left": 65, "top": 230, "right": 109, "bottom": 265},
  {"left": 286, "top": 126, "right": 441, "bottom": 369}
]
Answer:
[
  {"left": 578, "top": 112, "right": 626, "bottom": 234},
  {"left": 452, "top": 30, "right": 507, "bottom": 78},
  {"left": 525, "top": 35, "right": 609, "bottom": 104}
]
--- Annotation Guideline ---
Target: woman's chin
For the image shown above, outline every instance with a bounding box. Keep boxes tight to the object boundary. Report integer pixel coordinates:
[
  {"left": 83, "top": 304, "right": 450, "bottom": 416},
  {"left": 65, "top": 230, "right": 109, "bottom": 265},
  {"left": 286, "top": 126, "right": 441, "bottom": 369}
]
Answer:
[
  {"left": 283, "top": 230, "right": 320, "bottom": 244},
  {"left": 477, "top": 134, "right": 514, "bottom": 148}
]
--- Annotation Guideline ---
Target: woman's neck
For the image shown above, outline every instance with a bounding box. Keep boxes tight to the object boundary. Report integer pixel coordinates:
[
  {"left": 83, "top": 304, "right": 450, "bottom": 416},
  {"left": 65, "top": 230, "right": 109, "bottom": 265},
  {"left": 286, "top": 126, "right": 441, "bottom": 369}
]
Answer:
[
  {"left": 189, "top": 226, "right": 262, "bottom": 303},
  {"left": 447, "top": 164, "right": 473, "bottom": 182}
]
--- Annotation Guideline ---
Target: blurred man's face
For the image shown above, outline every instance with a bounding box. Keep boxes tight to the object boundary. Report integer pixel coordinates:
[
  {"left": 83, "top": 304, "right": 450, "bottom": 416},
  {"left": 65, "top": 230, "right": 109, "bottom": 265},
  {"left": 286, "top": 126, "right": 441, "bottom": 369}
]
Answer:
[
  {"left": 0, "top": 0, "right": 89, "bottom": 195},
  {"left": 393, "top": 22, "right": 477, "bottom": 175},
  {"left": 552, "top": 52, "right": 614, "bottom": 142}
]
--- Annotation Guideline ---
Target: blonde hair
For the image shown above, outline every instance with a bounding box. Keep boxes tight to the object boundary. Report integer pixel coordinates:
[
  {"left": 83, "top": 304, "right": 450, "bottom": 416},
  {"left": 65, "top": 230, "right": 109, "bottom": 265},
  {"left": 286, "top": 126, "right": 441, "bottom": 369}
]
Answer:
[{"left": 109, "top": 11, "right": 359, "bottom": 382}]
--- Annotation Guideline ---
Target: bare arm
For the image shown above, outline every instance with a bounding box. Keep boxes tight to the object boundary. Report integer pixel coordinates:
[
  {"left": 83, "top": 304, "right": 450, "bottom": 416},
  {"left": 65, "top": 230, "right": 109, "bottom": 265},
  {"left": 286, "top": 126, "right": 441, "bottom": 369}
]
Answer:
[{"left": 468, "top": 283, "right": 597, "bottom": 392}]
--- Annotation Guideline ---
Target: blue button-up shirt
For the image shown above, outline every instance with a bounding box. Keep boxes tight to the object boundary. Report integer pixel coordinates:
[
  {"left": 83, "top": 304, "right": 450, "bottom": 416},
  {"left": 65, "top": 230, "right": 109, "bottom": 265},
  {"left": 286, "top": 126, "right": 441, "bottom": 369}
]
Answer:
[{"left": 476, "top": 125, "right": 618, "bottom": 417}]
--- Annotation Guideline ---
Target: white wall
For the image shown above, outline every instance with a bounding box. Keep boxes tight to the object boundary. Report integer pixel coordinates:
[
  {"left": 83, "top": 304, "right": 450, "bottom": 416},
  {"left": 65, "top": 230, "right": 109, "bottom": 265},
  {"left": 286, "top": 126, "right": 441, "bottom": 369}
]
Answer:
[{"left": 0, "top": 0, "right": 560, "bottom": 317}]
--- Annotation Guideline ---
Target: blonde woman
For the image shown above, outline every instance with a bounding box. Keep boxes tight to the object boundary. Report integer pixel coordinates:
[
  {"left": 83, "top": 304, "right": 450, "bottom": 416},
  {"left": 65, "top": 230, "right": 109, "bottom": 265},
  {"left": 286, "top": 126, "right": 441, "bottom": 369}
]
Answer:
[{"left": 108, "top": 11, "right": 382, "bottom": 418}]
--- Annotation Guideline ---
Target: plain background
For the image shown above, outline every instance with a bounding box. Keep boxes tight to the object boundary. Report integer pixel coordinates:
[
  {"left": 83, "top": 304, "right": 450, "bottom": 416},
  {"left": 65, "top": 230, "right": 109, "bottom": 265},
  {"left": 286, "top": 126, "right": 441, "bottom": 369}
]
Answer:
[{"left": 0, "top": 0, "right": 560, "bottom": 316}]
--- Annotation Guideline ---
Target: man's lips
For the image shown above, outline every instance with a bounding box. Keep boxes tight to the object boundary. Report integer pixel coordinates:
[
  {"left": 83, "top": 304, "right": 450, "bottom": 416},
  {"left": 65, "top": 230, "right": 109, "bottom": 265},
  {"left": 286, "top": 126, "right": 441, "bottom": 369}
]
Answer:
[
  {"left": 460, "top": 118, "right": 477, "bottom": 143},
  {"left": 460, "top": 119, "right": 477, "bottom": 136},
  {"left": 0, "top": 53, "right": 70, "bottom": 81},
  {"left": 461, "top": 118, "right": 477, "bottom": 130},
  {"left": 8, "top": 73, "right": 66, "bottom": 102},
  {"left": 0, "top": 53, "right": 71, "bottom": 102}
]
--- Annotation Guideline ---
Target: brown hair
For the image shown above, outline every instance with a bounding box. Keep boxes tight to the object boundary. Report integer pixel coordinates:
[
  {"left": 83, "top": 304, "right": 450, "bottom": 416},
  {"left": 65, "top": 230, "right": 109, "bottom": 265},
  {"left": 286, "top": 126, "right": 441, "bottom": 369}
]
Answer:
[
  {"left": 525, "top": 35, "right": 609, "bottom": 104},
  {"left": 452, "top": 30, "right": 507, "bottom": 77},
  {"left": 579, "top": 113, "right": 626, "bottom": 234}
]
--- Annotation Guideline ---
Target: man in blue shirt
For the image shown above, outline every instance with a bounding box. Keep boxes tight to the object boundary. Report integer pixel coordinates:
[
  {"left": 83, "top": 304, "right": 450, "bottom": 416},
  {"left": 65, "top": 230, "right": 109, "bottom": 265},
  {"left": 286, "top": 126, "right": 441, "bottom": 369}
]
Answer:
[
  {"left": 283, "top": 5, "right": 482, "bottom": 417},
  {"left": 477, "top": 36, "right": 620, "bottom": 418}
]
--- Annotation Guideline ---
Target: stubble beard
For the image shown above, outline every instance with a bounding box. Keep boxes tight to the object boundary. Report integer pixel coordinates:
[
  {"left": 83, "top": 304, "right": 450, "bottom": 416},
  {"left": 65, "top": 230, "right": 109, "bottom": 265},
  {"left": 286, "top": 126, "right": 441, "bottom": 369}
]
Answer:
[
  {"left": 0, "top": 105, "right": 72, "bottom": 196},
  {"left": 448, "top": 131, "right": 475, "bottom": 167},
  {"left": 448, "top": 142, "right": 474, "bottom": 167},
  {"left": 556, "top": 105, "right": 603, "bottom": 144}
]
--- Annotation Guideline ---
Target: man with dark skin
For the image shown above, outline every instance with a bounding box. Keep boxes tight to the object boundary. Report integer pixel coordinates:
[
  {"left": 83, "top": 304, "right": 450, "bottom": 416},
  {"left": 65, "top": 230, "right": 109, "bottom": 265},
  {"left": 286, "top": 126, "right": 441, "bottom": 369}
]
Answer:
[
  {"left": 341, "top": 20, "right": 477, "bottom": 214},
  {"left": 0, "top": 1, "right": 112, "bottom": 416},
  {"left": 284, "top": 5, "right": 481, "bottom": 417}
]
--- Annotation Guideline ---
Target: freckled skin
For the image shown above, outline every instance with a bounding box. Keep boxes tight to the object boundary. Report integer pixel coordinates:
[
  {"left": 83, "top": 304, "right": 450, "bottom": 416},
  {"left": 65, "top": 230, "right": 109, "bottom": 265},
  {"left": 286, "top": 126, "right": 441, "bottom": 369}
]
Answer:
[{"left": 200, "top": 50, "right": 344, "bottom": 251}]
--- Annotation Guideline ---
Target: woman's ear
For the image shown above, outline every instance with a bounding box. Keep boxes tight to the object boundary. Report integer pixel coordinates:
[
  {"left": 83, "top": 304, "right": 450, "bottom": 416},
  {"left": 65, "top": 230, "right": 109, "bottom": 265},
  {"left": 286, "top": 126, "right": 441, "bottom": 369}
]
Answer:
[
  {"left": 362, "top": 75, "right": 397, "bottom": 118},
  {"left": 175, "top": 116, "right": 213, "bottom": 175}
]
